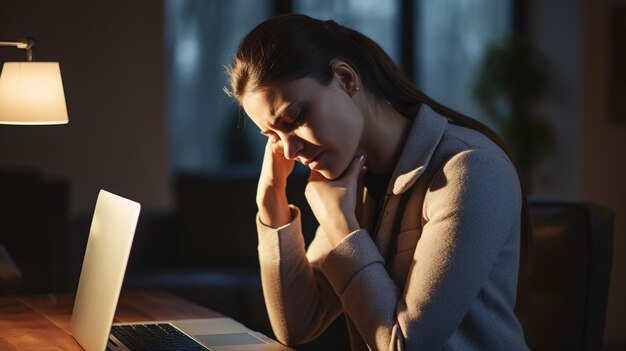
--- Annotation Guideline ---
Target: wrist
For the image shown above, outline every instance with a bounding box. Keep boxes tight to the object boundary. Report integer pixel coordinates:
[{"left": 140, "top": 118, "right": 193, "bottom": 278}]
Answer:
[
  {"left": 257, "top": 188, "right": 291, "bottom": 228},
  {"left": 325, "top": 215, "right": 360, "bottom": 247},
  {"left": 256, "top": 185, "right": 287, "bottom": 208}
]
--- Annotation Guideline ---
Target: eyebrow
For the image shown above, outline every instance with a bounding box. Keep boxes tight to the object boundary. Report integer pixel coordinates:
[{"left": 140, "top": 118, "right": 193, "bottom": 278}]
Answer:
[{"left": 261, "top": 100, "right": 295, "bottom": 135}]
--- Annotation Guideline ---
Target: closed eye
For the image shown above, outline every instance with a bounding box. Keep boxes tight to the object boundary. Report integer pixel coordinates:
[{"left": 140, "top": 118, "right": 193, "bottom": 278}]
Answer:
[
  {"left": 260, "top": 108, "right": 304, "bottom": 139},
  {"left": 287, "top": 110, "right": 305, "bottom": 129}
]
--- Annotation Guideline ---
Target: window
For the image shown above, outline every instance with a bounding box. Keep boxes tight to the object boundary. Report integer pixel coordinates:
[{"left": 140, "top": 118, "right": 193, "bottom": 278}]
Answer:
[
  {"left": 165, "top": 0, "right": 270, "bottom": 173},
  {"left": 415, "top": 1, "right": 513, "bottom": 124},
  {"left": 294, "top": 0, "right": 400, "bottom": 62},
  {"left": 165, "top": 0, "right": 513, "bottom": 174}
]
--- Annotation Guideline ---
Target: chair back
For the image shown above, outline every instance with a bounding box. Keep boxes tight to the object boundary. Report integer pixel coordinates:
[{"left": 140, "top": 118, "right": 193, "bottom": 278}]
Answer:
[{"left": 516, "top": 199, "right": 614, "bottom": 351}]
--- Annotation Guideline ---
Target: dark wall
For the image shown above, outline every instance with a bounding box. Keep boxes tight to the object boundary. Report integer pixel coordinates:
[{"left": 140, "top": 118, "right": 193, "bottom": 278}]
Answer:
[
  {"left": 0, "top": 0, "right": 171, "bottom": 216},
  {"left": 580, "top": 0, "right": 626, "bottom": 347}
]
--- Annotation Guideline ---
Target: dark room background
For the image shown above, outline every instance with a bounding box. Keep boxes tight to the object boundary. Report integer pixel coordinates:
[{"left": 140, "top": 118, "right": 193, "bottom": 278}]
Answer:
[{"left": 0, "top": 0, "right": 624, "bottom": 349}]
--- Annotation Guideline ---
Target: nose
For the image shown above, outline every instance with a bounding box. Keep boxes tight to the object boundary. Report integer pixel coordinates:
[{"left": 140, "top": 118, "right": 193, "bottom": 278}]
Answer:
[{"left": 281, "top": 132, "right": 304, "bottom": 160}]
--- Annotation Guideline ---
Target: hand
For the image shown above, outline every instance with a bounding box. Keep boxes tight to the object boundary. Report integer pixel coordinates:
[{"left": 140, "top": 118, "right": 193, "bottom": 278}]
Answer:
[
  {"left": 256, "top": 139, "right": 295, "bottom": 228},
  {"left": 305, "top": 155, "right": 366, "bottom": 246}
]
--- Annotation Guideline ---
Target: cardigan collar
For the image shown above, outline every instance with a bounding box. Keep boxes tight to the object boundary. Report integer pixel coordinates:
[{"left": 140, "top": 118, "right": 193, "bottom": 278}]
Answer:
[
  {"left": 370, "top": 104, "right": 449, "bottom": 258},
  {"left": 388, "top": 104, "right": 448, "bottom": 196}
]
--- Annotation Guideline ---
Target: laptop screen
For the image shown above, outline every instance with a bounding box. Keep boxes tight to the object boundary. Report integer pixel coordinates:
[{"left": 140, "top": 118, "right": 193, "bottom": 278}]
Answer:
[{"left": 69, "top": 189, "right": 141, "bottom": 351}]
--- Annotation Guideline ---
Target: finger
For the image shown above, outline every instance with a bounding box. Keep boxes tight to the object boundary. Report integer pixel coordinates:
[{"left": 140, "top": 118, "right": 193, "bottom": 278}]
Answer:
[
  {"left": 346, "top": 155, "right": 366, "bottom": 179},
  {"left": 269, "top": 139, "right": 284, "bottom": 156}
]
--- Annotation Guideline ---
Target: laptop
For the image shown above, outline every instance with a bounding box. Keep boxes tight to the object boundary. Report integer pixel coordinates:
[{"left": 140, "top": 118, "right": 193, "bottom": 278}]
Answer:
[{"left": 70, "top": 189, "right": 292, "bottom": 351}]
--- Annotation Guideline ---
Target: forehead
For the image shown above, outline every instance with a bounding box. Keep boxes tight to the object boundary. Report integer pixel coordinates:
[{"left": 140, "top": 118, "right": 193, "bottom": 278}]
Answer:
[{"left": 240, "top": 78, "right": 322, "bottom": 126}]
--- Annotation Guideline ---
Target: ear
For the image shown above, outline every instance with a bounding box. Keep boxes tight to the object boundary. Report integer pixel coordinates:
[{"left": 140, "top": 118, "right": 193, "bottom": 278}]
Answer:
[{"left": 330, "top": 59, "right": 359, "bottom": 96}]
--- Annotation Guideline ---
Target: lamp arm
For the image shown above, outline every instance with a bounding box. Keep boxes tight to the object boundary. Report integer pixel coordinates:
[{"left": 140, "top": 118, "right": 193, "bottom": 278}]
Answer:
[{"left": 0, "top": 38, "right": 35, "bottom": 61}]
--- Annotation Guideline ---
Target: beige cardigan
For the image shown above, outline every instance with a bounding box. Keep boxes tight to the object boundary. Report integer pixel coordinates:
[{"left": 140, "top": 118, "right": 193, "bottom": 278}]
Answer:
[{"left": 257, "top": 105, "right": 529, "bottom": 350}]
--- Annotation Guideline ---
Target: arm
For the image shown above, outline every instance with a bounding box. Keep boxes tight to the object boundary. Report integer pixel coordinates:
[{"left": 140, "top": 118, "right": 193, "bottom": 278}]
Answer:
[
  {"left": 257, "top": 207, "right": 343, "bottom": 345},
  {"left": 319, "top": 149, "right": 522, "bottom": 349},
  {"left": 255, "top": 140, "right": 343, "bottom": 344}
]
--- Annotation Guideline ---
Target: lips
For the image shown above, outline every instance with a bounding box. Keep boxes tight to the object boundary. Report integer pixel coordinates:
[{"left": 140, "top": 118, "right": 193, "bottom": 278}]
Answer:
[{"left": 303, "top": 151, "right": 324, "bottom": 167}]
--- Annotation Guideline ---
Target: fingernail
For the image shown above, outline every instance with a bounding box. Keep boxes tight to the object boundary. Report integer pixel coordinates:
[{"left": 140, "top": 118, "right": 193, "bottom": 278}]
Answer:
[{"left": 359, "top": 155, "right": 366, "bottom": 164}]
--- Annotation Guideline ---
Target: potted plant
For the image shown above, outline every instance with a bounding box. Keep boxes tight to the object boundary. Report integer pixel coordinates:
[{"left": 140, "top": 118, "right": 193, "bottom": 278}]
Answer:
[{"left": 473, "top": 34, "right": 554, "bottom": 189}]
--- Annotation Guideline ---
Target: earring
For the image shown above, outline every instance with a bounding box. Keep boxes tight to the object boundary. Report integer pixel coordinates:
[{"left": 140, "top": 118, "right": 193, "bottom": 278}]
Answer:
[{"left": 351, "top": 86, "right": 359, "bottom": 96}]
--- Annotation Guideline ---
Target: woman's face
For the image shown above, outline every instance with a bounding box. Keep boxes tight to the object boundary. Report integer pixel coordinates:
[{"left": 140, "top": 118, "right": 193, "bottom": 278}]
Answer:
[{"left": 241, "top": 76, "right": 364, "bottom": 180}]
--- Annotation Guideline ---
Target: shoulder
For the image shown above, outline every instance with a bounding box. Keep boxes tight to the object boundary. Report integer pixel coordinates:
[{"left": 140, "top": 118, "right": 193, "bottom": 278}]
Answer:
[
  {"left": 434, "top": 147, "right": 518, "bottom": 190},
  {"left": 425, "top": 121, "right": 519, "bottom": 193},
  {"left": 424, "top": 146, "right": 522, "bottom": 222}
]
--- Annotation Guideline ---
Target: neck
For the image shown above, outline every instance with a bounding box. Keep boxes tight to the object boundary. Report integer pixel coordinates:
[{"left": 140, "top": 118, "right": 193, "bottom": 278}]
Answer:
[{"left": 359, "top": 98, "right": 412, "bottom": 174}]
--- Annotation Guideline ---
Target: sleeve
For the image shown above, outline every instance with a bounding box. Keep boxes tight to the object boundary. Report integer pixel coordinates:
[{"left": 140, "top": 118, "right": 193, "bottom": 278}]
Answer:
[
  {"left": 257, "top": 205, "right": 344, "bottom": 345},
  {"left": 318, "top": 148, "right": 522, "bottom": 350}
]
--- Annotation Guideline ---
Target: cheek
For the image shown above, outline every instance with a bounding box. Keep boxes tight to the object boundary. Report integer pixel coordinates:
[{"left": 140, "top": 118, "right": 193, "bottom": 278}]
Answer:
[
  {"left": 315, "top": 95, "right": 363, "bottom": 146},
  {"left": 332, "top": 101, "right": 363, "bottom": 154},
  {"left": 315, "top": 99, "right": 363, "bottom": 175}
]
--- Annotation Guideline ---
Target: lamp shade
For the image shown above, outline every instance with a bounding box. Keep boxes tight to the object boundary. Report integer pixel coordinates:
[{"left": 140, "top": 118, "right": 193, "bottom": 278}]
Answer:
[{"left": 0, "top": 62, "right": 68, "bottom": 125}]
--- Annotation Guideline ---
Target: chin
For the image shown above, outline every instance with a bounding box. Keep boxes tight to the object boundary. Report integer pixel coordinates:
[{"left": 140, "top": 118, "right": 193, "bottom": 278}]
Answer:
[
  {"left": 308, "top": 165, "right": 334, "bottom": 180},
  {"left": 318, "top": 164, "right": 348, "bottom": 180},
  {"left": 312, "top": 156, "right": 352, "bottom": 180}
]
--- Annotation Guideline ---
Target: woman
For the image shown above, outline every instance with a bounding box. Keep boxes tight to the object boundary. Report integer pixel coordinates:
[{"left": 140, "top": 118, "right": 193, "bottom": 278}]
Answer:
[{"left": 226, "top": 14, "right": 530, "bottom": 350}]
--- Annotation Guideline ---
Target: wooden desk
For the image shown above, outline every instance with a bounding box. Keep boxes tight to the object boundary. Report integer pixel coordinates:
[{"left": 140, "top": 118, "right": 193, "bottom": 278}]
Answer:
[{"left": 0, "top": 290, "right": 222, "bottom": 350}]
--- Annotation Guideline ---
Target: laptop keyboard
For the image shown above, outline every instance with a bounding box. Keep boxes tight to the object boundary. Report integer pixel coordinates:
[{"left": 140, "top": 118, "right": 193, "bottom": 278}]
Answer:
[{"left": 110, "top": 323, "right": 208, "bottom": 350}]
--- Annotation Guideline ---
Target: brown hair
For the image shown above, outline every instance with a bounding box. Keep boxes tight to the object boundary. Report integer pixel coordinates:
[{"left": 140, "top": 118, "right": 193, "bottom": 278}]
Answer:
[{"left": 226, "top": 13, "right": 531, "bottom": 282}]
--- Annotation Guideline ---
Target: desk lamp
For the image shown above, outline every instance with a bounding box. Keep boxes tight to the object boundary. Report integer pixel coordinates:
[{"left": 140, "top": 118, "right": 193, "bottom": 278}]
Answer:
[
  {"left": 0, "top": 38, "right": 68, "bottom": 125},
  {"left": 0, "top": 37, "right": 69, "bottom": 293}
]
